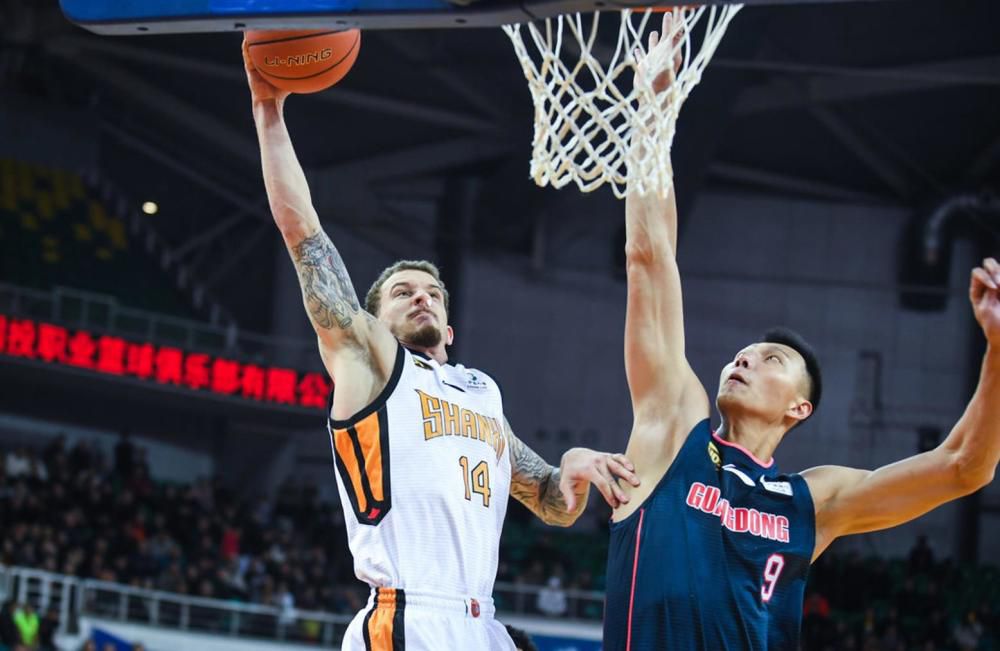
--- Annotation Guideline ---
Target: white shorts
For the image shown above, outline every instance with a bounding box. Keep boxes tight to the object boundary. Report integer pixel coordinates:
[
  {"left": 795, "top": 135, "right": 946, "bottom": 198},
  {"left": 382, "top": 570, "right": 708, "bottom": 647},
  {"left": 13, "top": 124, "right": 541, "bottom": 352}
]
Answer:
[{"left": 340, "top": 587, "right": 516, "bottom": 651}]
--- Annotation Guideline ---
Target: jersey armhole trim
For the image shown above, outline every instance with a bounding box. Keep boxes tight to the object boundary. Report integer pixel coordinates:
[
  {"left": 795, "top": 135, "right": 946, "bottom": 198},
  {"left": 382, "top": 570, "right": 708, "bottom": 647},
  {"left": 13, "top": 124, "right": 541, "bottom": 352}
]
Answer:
[
  {"left": 610, "top": 417, "right": 711, "bottom": 530},
  {"left": 331, "top": 408, "right": 393, "bottom": 526},
  {"left": 792, "top": 473, "right": 818, "bottom": 563},
  {"left": 329, "top": 342, "right": 406, "bottom": 430}
]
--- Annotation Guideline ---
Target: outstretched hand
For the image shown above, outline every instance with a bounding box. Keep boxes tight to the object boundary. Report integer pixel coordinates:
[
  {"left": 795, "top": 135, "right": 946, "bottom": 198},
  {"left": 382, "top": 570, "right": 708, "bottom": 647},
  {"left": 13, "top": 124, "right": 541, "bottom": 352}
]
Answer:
[
  {"left": 242, "top": 35, "right": 290, "bottom": 106},
  {"left": 558, "top": 448, "right": 641, "bottom": 512},
  {"left": 971, "top": 257, "right": 1000, "bottom": 346},
  {"left": 634, "top": 10, "right": 685, "bottom": 95}
]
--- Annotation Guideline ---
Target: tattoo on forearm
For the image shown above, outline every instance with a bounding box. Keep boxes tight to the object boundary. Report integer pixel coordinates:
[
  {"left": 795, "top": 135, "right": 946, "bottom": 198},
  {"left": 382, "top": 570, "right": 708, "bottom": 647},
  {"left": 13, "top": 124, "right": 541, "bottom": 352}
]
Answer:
[
  {"left": 291, "top": 231, "right": 362, "bottom": 331},
  {"left": 508, "top": 422, "right": 585, "bottom": 526}
]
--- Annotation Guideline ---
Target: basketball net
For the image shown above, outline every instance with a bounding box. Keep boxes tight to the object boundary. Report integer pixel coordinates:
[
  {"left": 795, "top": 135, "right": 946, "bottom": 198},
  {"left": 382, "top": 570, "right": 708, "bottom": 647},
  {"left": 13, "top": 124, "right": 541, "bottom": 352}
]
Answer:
[{"left": 503, "top": 4, "right": 741, "bottom": 199}]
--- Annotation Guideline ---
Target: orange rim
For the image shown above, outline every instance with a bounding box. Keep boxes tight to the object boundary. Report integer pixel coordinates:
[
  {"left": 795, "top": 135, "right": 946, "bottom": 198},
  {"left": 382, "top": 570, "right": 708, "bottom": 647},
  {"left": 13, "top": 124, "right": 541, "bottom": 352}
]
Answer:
[{"left": 643, "top": 4, "right": 698, "bottom": 12}]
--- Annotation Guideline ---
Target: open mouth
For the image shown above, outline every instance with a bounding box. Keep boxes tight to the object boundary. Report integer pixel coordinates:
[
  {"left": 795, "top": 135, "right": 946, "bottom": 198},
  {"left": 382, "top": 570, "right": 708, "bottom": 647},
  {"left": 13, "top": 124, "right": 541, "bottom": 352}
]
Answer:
[{"left": 727, "top": 372, "right": 748, "bottom": 386}]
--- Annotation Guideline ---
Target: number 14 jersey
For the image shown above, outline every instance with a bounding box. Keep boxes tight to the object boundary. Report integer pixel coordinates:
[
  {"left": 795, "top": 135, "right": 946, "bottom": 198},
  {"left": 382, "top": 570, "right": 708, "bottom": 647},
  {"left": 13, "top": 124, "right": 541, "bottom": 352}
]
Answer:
[{"left": 327, "top": 343, "right": 512, "bottom": 599}]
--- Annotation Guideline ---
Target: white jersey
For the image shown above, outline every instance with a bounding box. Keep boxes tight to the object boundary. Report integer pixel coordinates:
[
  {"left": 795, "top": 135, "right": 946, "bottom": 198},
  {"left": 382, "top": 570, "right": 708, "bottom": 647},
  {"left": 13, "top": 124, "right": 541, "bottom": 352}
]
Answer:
[{"left": 327, "top": 343, "right": 512, "bottom": 599}]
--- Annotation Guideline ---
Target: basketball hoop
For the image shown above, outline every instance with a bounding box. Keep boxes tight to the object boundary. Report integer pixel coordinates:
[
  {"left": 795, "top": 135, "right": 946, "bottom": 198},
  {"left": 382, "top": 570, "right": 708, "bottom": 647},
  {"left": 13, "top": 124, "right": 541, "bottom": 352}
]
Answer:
[{"left": 503, "top": 4, "right": 741, "bottom": 199}]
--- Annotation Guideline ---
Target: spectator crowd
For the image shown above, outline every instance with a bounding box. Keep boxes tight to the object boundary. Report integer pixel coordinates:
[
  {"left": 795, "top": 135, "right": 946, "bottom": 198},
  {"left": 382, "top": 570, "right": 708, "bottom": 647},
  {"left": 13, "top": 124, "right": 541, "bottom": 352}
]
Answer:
[
  {"left": 1, "top": 433, "right": 366, "bottom": 645},
  {"left": 801, "top": 537, "right": 998, "bottom": 651}
]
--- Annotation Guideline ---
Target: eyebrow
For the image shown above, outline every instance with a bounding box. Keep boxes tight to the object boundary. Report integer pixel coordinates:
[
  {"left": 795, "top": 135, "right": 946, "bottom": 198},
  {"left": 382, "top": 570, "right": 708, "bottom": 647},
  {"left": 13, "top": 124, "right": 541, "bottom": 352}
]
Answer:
[{"left": 389, "top": 281, "right": 443, "bottom": 293}]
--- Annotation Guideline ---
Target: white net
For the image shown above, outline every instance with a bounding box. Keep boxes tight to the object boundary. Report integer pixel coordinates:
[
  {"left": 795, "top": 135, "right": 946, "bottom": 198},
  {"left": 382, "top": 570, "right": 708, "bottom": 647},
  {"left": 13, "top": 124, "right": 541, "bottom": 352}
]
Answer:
[{"left": 503, "top": 4, "right": 742, "bottom": 199}]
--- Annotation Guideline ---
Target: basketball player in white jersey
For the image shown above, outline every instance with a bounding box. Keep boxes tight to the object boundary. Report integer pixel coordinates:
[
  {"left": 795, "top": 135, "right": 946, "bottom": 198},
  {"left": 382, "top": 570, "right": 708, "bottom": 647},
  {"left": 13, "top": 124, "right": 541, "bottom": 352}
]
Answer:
[{"left": 243, "top": 42, "right": 640, "bottom": 651}]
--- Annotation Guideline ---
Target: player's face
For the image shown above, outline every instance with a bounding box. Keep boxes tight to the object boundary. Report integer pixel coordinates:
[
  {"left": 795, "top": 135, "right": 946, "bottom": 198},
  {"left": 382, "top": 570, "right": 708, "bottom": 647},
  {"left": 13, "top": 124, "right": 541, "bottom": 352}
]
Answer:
[
  {"left": 716, "top": 343, "right": 812, "bottom": 426},
  {"left": 378, "top": 269, "right": 452, "bottom": 349}
]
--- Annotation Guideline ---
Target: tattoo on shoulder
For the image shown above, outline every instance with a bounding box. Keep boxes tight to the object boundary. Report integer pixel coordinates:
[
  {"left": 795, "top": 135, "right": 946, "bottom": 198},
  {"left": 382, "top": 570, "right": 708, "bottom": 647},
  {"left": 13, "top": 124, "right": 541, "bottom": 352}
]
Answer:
[{"left": 291, "top": 231, "right": 362, "bottom": 331}]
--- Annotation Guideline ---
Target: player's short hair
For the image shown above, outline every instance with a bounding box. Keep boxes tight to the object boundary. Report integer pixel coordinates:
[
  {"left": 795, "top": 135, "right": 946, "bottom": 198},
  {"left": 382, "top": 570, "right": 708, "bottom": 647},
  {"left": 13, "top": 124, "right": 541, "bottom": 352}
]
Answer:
[
  {"left": 762, "top": 327, "right": 822, "bottom": 420},
  {"left": 505, "top": 625, "right": 539, "bottom": 651},
  {"left": 365, "top": 260, "right": 450, "bottom": 317}
]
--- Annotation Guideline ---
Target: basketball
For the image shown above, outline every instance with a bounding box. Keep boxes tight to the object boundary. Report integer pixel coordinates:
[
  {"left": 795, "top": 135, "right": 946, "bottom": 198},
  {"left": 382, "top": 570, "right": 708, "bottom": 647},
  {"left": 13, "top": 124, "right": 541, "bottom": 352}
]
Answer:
[{"left": 245, "top": 29, "right": 361, "bottom": 94}]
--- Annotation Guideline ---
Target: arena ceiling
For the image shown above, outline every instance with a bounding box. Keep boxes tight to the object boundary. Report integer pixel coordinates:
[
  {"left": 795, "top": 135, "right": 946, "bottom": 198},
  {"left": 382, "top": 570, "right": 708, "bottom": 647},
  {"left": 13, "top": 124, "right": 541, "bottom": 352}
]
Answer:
[{"left": 2, "top": 0, "right": 998, "bottom": 330}]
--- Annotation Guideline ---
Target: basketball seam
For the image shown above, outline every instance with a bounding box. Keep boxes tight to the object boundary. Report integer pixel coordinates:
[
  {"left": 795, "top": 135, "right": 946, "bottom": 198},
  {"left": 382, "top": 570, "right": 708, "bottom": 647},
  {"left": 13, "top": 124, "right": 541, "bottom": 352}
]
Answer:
[
  {"left": 253, "top": 32, "right": 360, "bottom": 82},
  {"left": 247, "top": 30, "right": 343, "bottom": 48}
]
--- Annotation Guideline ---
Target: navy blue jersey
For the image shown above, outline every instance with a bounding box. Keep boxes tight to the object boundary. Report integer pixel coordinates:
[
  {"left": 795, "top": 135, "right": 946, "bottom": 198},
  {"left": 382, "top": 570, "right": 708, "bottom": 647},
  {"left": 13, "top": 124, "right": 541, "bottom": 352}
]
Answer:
[{"left": 603, "top": 419, "right": 815, "bottom": 651}]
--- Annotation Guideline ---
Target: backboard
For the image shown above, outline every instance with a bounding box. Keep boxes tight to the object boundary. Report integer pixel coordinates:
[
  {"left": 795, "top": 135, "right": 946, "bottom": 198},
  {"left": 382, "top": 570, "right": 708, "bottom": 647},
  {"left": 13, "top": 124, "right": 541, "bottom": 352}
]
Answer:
[{"left": 59, "top": 0, "right": 890, "bottom": 34}]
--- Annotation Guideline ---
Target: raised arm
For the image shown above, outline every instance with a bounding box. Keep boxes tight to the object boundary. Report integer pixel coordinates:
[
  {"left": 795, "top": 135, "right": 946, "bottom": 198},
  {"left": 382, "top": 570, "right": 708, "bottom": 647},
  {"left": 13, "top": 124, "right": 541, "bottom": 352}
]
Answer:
[
  {"left": 623, "top": 181, "right": 705, "bottom": 422},
  {"left": 624, "top": 15, "right": 708, "bottom": 463},
  {"left": 805, "top": 258, "right": 1000, "bottom": 560},
  {"left": 506, "top": 419, "right": 639, "bottom": 526},
  {"left": 244, "top": 39, "right": 396, "bottom": 410}
]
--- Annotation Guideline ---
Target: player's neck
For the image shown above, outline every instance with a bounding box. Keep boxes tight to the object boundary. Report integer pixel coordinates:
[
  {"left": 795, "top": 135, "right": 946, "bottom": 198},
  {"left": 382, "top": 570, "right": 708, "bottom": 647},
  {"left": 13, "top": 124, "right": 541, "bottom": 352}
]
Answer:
[
  {"left": 715, "top": 417, "right": 783, "bottom": 465},
  {"left": 407, "top": 343, "right": 449, "bottom": 365}
]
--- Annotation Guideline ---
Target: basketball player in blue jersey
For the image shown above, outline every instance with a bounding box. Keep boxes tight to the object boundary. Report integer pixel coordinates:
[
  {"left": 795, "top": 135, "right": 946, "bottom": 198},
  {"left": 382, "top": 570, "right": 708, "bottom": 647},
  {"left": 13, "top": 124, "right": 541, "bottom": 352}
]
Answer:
[
  {"left": 603, "top": 13, "right": 1000, "bottom": 651},
  {"left": 243, "top": 42, "right": 640, "bottom": 650}
]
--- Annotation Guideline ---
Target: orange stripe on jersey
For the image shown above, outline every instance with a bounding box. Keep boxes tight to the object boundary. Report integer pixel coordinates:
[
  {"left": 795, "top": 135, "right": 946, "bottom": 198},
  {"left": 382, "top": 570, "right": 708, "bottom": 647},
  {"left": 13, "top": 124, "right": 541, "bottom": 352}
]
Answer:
[
  {"left": 327, "top": 344, "right": 401, "bottom": 527},
  {"left": 363, "top": 588, "right": 406, "bottom": 651},
  {"left": 333, "top": 426, "right": 369, "bottom": 514},
  {"left": 331, "top": 409, "right": 393, "bottom": 526},
  {"left": 354, "top": 411, "right": 385, "bottom": 502}
]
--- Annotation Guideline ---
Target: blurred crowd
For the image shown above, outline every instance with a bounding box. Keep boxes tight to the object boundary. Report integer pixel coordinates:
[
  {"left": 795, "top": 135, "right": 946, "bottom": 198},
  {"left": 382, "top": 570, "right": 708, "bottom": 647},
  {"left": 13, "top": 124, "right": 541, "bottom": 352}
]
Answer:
[
  {"left": 802, "top": 538, "right": 998, "bottom": 651},
  {"left": 0, "top": 434, "right": 367, "bottom": 630}
]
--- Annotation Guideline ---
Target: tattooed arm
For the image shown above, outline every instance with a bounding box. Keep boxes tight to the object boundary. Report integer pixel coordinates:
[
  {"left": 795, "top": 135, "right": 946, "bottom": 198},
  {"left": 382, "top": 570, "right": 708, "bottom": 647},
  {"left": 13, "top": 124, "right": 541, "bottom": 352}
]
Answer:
[
  {"left": 507, "top": 419, "right": 640, "bottom": 527},
  {"left": 247, "top": 44, "right": 396, "bottom": 407}
]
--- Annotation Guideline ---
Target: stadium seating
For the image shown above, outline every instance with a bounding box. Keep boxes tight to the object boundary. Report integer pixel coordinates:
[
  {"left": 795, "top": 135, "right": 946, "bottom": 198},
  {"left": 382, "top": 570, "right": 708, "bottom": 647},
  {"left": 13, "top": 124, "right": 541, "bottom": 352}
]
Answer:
[{"left": 0, "top": 159, "right": 194, "bottom": 318}]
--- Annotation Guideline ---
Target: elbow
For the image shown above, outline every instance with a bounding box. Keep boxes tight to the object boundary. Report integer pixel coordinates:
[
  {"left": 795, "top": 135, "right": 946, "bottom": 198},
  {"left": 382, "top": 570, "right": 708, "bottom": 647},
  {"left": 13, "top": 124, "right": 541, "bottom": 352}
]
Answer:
[
  {"left": 624, "top": 241, "right": 674, "bottom": 269},
  {"left": 275, "top": 214, "right": 315, "bottom": 245},
  {"left": 624, "top": 241, "right": 652, "bottom": 267},
  {"left": 268, "top": 194, "right": 316, "bottom": 235},
  {"left": 968, "top": 467, "right": 996, "bottom": 493},
  {"left": 950, "top": 452, "right": 995, "bottom": 495}
]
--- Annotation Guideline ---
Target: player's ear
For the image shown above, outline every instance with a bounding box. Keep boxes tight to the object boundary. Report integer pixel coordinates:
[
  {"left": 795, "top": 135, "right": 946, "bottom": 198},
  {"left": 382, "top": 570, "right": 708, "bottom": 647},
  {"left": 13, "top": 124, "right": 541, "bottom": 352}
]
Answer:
[
  {"left": 445, "top": 325, "right": 455, "bottom": 346},
  {"left": 786, "top": 398, "right": 812, "bottom": 424}
]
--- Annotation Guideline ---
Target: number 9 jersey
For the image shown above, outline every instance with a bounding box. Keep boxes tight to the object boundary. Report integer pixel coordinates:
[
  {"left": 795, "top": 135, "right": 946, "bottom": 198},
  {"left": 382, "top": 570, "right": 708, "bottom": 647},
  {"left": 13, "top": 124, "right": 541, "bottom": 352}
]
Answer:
[
  {"left": 603, "top": 419, "right": 815, "bottom": 651},
  {"left": 327, "top": 343, "right": 512, "bottom": 600}
]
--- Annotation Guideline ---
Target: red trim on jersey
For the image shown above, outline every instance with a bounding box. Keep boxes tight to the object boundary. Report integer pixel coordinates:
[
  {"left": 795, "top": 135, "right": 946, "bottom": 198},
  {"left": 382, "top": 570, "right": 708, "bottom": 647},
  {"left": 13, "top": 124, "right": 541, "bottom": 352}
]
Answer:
[
  {"left": 626, "top": 508, "right": 645, "bottom": 651},
  {"left": 712, "top": 432, "right": 774, "bottom": 468}
]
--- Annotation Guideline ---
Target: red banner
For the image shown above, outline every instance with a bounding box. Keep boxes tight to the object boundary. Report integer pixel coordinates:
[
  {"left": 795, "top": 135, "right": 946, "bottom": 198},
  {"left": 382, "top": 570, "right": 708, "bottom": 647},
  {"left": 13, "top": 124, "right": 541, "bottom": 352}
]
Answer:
[{"left": 0, "top": 315, "right": 329, "bottom": 410}]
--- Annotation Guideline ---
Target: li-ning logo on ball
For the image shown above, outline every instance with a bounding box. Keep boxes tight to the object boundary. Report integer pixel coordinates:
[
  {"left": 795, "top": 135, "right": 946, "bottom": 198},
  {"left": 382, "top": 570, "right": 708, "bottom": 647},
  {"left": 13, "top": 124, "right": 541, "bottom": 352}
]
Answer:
[{"left": 263, "top": 49, "right": 333, "bottom": 67}]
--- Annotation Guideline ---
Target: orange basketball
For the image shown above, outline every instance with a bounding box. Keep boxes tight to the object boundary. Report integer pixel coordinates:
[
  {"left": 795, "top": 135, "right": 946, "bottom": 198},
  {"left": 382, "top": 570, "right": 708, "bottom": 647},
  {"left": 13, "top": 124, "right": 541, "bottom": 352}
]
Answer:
[{"left": 245, "top": 29, "right": 361, "bottom": 94}]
